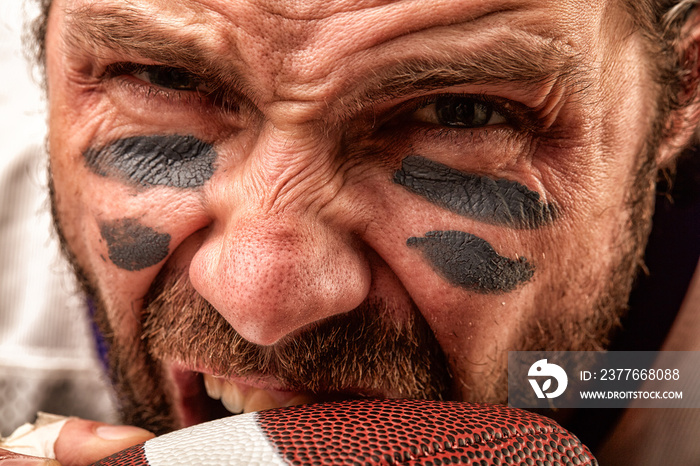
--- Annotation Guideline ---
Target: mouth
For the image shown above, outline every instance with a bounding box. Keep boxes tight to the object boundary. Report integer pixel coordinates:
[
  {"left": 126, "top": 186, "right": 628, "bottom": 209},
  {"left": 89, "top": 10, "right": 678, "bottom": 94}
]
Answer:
[
  {"left": 168, "top": 362, "right": 355, "bottom": 428},
  {"left": 202, "top": 373, "right": 315, "bottom": 414}
]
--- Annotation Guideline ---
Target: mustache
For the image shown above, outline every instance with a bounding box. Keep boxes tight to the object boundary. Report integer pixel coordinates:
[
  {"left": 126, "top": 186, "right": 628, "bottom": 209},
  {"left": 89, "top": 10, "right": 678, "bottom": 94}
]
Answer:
[{"left": 141, "top": 270, "right": 452, "bottom": 400}]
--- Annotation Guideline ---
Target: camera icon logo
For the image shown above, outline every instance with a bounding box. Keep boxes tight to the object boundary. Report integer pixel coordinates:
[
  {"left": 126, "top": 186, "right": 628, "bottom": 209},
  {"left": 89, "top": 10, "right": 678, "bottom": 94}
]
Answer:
[{"left": 528, "top": 359, "right": 568, "bottom": 399}]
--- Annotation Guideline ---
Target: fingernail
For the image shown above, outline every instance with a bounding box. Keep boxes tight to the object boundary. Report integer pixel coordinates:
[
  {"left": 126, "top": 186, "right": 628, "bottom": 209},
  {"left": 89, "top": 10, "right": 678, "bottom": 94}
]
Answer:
[{"left": 96, "top": 425, "right": 152, "bottom": 440}]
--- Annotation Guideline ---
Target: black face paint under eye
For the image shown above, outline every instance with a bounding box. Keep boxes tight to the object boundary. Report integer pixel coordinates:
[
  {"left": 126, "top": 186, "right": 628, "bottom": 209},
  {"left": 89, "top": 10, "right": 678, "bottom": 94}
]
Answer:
[
  {"left": 408, "top": 230, "right": 534, "bottom": 293},
  {"left": 84, "top": 135, "right": 216, "bottom": 188},
  {"left": 100, "top": 219, "right": 171, "bottom": 271},
  {"left": 394, "top": 156, "right": 556, "bottom": 229}
]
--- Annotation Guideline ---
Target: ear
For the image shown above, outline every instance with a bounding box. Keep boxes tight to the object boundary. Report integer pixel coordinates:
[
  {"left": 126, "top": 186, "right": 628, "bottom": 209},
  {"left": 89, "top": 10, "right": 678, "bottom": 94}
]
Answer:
[{"left": 657, "top": 7, "right": 700, "bottom": 168}]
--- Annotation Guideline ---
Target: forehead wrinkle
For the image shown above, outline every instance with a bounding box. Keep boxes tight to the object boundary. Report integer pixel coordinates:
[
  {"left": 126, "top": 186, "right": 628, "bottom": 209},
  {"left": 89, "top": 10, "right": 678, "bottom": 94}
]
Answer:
[
  {"left": 193, "top": 0, "right": 538, "bottom": 103},
  {"left": 262, "top": 0, "right": 528, "bottom": 88},
  {"left": 249, "top": 0, "right": 397, "bottom": 21},
  {"left": 236, "top": 2, "right": 581, "bottom": 113}
]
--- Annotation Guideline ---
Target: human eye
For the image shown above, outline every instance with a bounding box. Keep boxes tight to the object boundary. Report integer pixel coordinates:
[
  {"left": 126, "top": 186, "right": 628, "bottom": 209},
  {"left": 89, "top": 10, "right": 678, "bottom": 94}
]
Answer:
[
  {"left": 90, "top": 59, "right": 246, "bottom": 128},
  {"left": 411, "top": 95, "right": 507, "bottom": 128},
  {"left": 130, "top": 64, "right": 208, "bottom": 92},
  {"left": 366, "top": 92, "right": 538, "bottom": 169},
  {"left": 103, "top": 62, "right": 213, "bottom": 98}
]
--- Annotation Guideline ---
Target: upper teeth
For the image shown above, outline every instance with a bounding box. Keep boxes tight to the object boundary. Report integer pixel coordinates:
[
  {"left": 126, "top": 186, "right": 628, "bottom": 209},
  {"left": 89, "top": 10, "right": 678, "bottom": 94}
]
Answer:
[{"left": 203, "top": 374, "right": 312, "bottom": 414}]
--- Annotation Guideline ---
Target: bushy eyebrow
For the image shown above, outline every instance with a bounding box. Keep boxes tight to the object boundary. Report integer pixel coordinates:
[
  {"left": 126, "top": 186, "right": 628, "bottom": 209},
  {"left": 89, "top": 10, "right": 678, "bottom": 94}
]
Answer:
[
  {"left": 61, "top": 4, "right": 588, "bottom": 117},
  {"left": 62, "top": 4, "right": 248, "bottom": 92},
  {"left": 338, "top": 29, "right": 590, "bottom": 120},
  {"left": 361, "top": 35, "right": 585, "bottom": 102}
]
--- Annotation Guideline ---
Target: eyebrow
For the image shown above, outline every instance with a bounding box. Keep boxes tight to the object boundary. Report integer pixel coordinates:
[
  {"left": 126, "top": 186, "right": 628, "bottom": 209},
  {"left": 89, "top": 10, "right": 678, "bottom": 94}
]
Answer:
[
  {"left": 348, "top": 33, "right": 587, "bottom": 111},
  {"left": 62, "top": 4, "right": 248, "bottom": 92},
  {"left": 62, "top": 4, "right": 587, "bottom": 116}
]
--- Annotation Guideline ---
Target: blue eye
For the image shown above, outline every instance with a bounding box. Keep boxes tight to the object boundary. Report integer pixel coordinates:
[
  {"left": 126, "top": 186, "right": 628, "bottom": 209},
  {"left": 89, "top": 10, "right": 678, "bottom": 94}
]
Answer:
[{"left": 413, "top": 96, "right": 507, "bottom": 128}]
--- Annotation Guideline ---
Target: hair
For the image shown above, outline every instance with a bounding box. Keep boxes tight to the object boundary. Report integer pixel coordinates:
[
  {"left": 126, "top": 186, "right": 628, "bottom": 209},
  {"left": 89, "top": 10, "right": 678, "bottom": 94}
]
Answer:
[
  {"left": 26, "top": 0, "right": 52, "bottom": 76},
  {"left": 622, "top": 0, "right": 700, "bottom": 146}
]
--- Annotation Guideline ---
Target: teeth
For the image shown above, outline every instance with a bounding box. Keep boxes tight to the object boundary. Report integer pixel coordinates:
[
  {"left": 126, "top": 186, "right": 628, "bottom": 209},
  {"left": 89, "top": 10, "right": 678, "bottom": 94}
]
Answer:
[
  {"left": 203, "top": 374, "right": 223, "bottom": 400},
  {"left": 221, "top": 381, "right": 244, "bottom": 414},
  {"left": 202, "top": 374, "right": 314, "bottom": 415}
]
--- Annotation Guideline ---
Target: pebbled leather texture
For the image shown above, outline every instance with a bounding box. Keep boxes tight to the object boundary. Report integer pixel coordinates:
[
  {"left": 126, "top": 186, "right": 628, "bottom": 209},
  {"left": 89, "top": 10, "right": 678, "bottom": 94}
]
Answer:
[{"left": 93, "top": 399, "right": 598, "bottom": 465}]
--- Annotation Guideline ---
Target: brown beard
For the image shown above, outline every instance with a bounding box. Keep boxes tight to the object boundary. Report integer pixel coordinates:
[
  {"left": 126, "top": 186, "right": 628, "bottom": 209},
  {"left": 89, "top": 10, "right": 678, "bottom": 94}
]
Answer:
[
  {"left": 96, "top": 268, "right": 452, "bottom": 434},
  {"left": 522, "top": 135, "right": 658, "bottom": 354}
]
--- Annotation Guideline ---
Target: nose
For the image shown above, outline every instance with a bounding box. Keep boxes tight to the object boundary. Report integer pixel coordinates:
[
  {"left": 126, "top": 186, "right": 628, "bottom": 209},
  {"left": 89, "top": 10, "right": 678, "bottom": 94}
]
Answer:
[{"left": 188, "top": 124, "right": 371, "bottom": 345}]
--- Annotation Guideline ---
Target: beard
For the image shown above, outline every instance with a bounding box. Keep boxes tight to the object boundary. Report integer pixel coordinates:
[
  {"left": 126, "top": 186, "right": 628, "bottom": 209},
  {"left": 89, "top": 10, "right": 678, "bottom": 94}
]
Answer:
[
  {"left": 50, "top": 136, "right": 658, "bottom": 435},
  {"left": 92, "top": 268, "right": 452, "bottom": 434},
  {"left": 523, "top": 136, "right": 658, "bottom": 353}
]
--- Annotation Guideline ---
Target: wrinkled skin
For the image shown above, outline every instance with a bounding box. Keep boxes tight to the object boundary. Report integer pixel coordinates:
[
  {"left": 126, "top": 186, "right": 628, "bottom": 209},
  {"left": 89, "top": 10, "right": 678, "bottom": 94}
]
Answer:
[{"left": 41, "top": 0, "right": 697, "bottom": 460}]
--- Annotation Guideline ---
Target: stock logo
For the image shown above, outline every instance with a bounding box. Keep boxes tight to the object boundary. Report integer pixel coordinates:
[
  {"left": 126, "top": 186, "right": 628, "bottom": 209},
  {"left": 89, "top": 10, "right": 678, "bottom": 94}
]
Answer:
[{"left": 528, "top": 359, "right": 568, "bottom": 399}]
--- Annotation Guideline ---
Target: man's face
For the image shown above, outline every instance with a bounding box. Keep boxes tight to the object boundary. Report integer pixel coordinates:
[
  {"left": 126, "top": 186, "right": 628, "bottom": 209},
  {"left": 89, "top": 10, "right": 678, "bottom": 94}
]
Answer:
[{"left": 46, "top": 0, "right": 658, "bottom": 432}]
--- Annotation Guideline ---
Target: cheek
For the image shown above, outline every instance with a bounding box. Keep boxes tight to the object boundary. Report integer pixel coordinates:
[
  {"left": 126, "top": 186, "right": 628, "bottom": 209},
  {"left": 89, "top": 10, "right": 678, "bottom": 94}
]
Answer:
[
  {"left": 384, "top": 155, "right": 541, "bottom": 297},
  {"left": 51, "top": 134, "right": 210, "bottom": 321},
  {"left": 357, "top": 175, "right": 539, "bottom": 353}
]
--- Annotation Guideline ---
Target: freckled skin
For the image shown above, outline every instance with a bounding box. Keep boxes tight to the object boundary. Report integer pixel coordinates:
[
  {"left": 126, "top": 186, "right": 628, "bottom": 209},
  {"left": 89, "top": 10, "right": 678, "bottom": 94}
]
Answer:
[
  {"left": 394, "top": 156, "right": 556, "bottom": 229},
  {"left": 100, "top": 219, "right": 171, "bottom": 271},
  {"left": 84, "top": 135, "right": 216, "bottom": 188},
  {"left": 407, "top": 231, "right": 534, "bottom": 293}
]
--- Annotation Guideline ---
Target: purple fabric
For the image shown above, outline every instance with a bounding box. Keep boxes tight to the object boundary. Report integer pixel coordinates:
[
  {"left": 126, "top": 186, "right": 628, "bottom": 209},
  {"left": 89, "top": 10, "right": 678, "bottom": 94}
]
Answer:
[{"left": 87, "top": 298, "right": 110, "bottom": 371}]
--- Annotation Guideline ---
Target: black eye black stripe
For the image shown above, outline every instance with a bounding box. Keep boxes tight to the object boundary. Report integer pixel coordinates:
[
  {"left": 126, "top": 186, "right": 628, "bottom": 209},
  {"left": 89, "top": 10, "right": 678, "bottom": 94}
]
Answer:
[
  {"left": 84, "top": 134, "right": 216, "bottom": 188},
  {"left": 394, "top": 155, "right": 556, "bottom": 229},
  {"left": 407, "top": 230, "right": 534, "bottom": 293},
  {"left": 99, "top": 219, "right": 171, "bottom": 271}
]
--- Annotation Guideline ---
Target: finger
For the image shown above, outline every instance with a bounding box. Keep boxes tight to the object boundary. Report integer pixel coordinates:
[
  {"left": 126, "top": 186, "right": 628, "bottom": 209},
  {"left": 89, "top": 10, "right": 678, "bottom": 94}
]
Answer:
[
  {"left": 54, "top": 419, "right": 154, "bottom": 466},
  {"left": 0, "top": 448, "right": 60, "bottom": 465}
]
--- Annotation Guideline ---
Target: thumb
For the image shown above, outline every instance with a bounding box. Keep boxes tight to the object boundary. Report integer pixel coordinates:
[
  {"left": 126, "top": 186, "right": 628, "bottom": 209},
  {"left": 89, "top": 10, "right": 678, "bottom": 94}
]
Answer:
[{"left": 54, "top": 419, "right": 154, "bottom": 466}]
